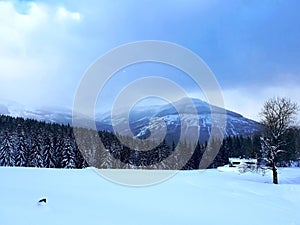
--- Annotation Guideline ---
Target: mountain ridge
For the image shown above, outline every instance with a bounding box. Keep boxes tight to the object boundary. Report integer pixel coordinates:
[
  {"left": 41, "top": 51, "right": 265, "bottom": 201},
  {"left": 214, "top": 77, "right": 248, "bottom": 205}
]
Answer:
[
  {"left": 0, "top": 98, "right": 262, "bottom": 143},
  {"left": 99, "top": 97, "right": 262, "bottom": 143}
]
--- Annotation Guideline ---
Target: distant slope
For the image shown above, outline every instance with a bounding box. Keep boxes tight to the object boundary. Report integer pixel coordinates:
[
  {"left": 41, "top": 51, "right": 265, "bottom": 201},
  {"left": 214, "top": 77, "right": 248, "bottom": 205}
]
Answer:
[
  {"left": 100, "top": 98, "right": 262, "bottom": 143},
  {"left": 0, "top": 99, "right": 73, "bottom": 125},
  {"left": 0, "top": 98, "right": 262, "bottom": 143}
]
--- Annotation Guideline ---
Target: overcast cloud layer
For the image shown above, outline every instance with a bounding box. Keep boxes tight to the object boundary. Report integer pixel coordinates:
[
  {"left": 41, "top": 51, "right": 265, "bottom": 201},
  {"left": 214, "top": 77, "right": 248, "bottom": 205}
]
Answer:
[{"left": 0, "top": 0, "right": 299, "bottom": 121}]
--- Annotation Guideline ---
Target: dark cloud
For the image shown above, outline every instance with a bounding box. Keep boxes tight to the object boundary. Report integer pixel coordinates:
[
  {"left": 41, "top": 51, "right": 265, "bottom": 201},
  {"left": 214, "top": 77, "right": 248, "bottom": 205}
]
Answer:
[{"left": 1, "top": 0, "right": 299, "bottom": 119}]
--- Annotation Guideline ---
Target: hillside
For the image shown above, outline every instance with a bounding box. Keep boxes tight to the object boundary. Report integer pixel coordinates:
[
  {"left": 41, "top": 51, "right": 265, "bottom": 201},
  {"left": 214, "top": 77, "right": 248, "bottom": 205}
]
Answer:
[
  {"left": 0, "top": 98, "right": 262, "bottom": 144},
  {"left": 100, "top": 98, "right": 263, "bottom": 143}
]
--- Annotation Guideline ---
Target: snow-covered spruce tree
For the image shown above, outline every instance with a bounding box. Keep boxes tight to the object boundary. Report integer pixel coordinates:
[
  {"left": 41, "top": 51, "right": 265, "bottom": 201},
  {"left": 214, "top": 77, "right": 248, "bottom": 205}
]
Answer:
[
  {"left": 28, "top": 136, "right": 44, "bottom": 167},
  {"left": 0, "top": 132, "right": 15, "bottom": 166},
  {"left": 259, "top": 97, "right": 299, "bottom": 184},
  {"left": 61, "top": 137, "right": 76, "bottom": 169},
  {"left": 52, "top": 134, "right": 64, "bottom": 168},
  {"left": 15, "top": 132, "right": 28, "bottom": 167},
  {"left": 43, "top": 136, "right": 56, "bottom": 168},
  {"left": 75, "top": 145, "right": 88, "bottom": 168}
]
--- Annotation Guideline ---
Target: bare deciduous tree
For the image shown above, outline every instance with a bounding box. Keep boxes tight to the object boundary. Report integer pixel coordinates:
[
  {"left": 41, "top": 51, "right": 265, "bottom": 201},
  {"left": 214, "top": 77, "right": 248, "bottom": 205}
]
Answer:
[{"left": 260, "top": 97, "right": 298, "bottom": 184}]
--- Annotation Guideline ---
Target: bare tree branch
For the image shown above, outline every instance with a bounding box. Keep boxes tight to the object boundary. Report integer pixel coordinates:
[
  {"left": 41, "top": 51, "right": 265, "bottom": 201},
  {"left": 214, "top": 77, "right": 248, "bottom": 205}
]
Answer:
[{"left": 259, "top": 97, "right": 299, "bottom": 184}]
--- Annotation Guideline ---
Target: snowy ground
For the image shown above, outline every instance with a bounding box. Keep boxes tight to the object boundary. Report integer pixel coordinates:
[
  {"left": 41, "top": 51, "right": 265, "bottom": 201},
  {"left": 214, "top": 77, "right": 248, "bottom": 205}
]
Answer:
[{"left": 1, "top": 167, "right": 300, "bottom": 225}]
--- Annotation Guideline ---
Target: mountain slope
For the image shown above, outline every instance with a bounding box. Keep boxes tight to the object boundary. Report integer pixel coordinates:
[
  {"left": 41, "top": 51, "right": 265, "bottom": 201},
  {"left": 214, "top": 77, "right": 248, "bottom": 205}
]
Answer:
[
  {"left": 0, "top": 98, "right": 262, "bottom": 143},
  {"left": 100, "top": 98, "right": 262, "bottom": 143},
  {"left": 0, "top": 99, "right": 73, "bottom": 125}
]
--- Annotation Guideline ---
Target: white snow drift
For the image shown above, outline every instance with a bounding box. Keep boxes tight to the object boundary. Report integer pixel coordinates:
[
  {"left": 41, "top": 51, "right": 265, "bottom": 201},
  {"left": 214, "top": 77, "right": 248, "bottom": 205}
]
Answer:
[{"left": 0, "top": 167, "right": 300, "bottom": 225}]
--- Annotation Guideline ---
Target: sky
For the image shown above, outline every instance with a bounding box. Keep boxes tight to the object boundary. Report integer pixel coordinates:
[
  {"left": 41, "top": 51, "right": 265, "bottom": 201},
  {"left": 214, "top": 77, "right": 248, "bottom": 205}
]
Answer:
[{"left": 0, "top": 0, "right": 299, "bottom": 121}]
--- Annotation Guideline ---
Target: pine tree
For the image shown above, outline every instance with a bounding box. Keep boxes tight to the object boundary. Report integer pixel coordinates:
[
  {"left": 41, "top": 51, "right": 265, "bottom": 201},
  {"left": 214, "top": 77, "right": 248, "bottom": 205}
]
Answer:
[
  {"left": 43, "top": 136, "right": 56, "bottom": 168},
  {"left": 53, "top": 134, "right": 64, "bottom": 168},
  {"left": 252, "top": 133, "right": 262, "bottom": 159},
  {"left": 28, "top": 136, "right": 44, "bottom": 167},
  {"left": 15, "top": 132, "right": 28, "bottom": 167},
  {"left": 0, "top": 132, "right": 15, "bottom": 166},
  {"left": 74, "top": 145, "right": 88, "bottom": 168},
  {"left": 61, "top": 138, "right": 76, "bottom": 169}
]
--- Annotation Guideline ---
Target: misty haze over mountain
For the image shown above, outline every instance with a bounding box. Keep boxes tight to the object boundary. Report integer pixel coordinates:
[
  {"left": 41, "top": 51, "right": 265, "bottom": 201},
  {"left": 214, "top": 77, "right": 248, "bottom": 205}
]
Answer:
[{"left": 0, "top": 98, "right": 262, "bottom": 143}]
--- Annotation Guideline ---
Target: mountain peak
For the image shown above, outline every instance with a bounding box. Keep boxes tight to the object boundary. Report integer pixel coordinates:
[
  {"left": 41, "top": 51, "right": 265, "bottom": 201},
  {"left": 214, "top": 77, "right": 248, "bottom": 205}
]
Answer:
[
  {"left": 0, "top": 98, "right": 262, "bottom": 143},
  {"left": 99, "top": 97, "right": 262, "bottom": 143}
]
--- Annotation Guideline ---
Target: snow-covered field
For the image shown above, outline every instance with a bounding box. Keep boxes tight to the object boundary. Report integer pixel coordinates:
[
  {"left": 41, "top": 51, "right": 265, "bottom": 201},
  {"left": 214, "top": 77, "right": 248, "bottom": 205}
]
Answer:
[{"left": 1, "top": 167, "right": 300, "bottom": 225}]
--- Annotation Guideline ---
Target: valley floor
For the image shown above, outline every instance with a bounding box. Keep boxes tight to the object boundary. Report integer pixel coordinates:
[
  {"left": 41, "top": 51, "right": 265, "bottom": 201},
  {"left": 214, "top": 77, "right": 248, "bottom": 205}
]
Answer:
[{"left": 1, "top": 167, "right": 300, "bottom": 225}]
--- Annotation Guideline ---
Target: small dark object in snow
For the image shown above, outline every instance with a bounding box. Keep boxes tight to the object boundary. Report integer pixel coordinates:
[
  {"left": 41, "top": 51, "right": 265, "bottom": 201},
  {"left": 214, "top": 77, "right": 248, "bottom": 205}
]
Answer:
[{"left": 38, "top": 198, "right": 47, "bottom": 203}]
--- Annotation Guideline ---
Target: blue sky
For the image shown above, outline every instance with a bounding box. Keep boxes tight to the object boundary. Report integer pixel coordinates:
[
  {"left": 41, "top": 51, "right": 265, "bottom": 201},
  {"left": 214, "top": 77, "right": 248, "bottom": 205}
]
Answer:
[{"left": 0, "top": 0, "right": 299, "bottom": 120}]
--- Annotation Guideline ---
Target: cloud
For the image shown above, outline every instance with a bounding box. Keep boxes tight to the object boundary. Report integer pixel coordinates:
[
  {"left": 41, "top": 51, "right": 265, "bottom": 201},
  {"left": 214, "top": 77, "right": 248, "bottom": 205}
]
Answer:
[
  {"left": 0, "top": 1, "right": 81, "bottom": 77},
  {"left": 55, "top": 6, "right": 81, "bottom": 22},
  {"left": 0, "top": 2, "right": 47, "bottom": 78},
  {"left": 0, "top": 0, "right": 299, "bottom": 119},
  {"left": 222, "top": 82, "right": 300, "bottom": 121},
  {"left": 0, "top": 1, "right": 82, "bottom": 106}
]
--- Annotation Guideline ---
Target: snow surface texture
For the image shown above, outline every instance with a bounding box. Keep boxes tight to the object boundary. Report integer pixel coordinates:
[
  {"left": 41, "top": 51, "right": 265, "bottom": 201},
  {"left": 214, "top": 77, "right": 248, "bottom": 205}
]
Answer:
[{"left": 1, "top": 167, "right": 300, "bottom": 225}]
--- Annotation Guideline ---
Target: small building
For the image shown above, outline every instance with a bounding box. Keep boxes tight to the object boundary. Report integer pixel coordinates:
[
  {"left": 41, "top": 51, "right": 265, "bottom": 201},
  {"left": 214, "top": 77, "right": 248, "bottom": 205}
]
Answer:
[
  {"left": 217, "top": 158, "right": 258, "bottom": 173},
  {"left": 229, "top": 158, "right": 257, "bottom": 167}
]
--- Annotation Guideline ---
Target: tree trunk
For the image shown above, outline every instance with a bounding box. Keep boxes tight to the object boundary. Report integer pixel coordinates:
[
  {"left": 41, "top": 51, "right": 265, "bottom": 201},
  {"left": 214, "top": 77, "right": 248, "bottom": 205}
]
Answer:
[{"left": 272, "top": 165, "right": 278, "bottom": 184}]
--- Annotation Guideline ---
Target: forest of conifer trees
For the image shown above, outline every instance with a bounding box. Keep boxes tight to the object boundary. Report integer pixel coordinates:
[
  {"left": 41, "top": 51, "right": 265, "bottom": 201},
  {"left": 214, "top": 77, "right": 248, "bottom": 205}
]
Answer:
[{"left": 0, "top": 115, "right": 299, "bottom": 169}]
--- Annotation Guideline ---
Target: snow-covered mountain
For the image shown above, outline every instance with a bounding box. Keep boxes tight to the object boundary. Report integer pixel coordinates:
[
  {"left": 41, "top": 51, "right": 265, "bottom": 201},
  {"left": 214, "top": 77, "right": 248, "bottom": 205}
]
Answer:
[
  {"left": 0, "top": 99, "right": 73, "bottom": 125},
  {"left": 0, "top": 99, "right": 112, "bottom": 131},
  {"left": 0, "top": 98, "right": 262, "bottom": 142},
  {"left": 100, "top": 98, "right": 262, "bottom": 143}
]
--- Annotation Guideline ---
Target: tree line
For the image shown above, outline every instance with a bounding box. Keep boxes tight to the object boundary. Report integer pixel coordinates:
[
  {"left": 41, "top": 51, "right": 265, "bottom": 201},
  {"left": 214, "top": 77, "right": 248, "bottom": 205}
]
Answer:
[{"left": 0, "top": 114, "right": 299, "bottom": 170}]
